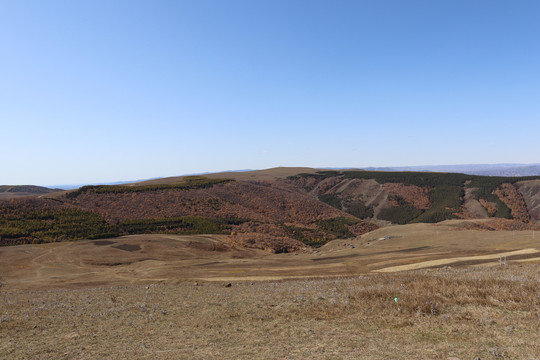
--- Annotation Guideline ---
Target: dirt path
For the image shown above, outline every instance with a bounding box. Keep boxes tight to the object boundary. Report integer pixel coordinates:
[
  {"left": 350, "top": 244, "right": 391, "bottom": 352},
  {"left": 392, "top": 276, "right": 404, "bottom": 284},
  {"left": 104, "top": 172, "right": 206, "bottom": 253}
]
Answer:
[{"left": 373, "top": 248, "right": 539, "bottom": 272}]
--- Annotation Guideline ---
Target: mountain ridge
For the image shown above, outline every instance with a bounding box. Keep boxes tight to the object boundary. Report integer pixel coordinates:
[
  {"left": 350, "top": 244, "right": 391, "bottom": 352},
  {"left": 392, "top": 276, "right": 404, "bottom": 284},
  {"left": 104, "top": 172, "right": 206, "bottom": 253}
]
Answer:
[{"left": 2, "top": 168, "right": 540, "bottom": 252}]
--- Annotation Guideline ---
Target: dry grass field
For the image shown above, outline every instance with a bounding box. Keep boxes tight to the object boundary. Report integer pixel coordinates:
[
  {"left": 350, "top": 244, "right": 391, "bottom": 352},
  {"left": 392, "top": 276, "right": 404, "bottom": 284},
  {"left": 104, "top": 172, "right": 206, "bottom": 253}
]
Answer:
[
  {"left": 1, "top": 266, "right": 540, "bottom": 359},
  {"left": 2, "top": 220, "right": 539, "bottom": 289},
  {"left": 1, "top": 220, "right": 540, "bottom": 359}
]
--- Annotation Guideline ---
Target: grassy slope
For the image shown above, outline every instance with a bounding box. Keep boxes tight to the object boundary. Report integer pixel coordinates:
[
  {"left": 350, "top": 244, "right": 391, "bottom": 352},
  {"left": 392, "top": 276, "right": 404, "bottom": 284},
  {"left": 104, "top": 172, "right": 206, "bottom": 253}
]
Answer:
[{"left": 1, "top": 265, "right": 539, "bottom": 359}]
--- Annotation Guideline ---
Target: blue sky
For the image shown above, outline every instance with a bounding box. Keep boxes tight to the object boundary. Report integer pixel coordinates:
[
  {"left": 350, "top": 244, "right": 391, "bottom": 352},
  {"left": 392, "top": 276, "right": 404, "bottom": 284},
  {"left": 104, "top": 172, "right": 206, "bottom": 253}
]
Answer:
[{"left": 1, "top": 0, "right": 539, "bottom": 186}]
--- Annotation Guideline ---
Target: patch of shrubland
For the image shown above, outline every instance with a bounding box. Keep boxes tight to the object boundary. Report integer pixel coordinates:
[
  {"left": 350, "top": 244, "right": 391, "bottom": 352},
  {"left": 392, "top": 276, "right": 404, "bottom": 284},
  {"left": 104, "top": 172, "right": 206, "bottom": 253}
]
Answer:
[{"left": 0, "top": 208, "right": 118, "bottom": 246}]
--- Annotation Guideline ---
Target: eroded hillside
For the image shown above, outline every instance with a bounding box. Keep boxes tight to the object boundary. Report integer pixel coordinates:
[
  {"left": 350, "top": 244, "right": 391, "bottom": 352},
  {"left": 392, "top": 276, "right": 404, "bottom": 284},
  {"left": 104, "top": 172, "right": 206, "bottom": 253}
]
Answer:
[
  {"left": 517, "top": 180, "right": 540, "bottom": 221},
  {"left": 284, "top": 170, "right": 540, "bottom": 225}
]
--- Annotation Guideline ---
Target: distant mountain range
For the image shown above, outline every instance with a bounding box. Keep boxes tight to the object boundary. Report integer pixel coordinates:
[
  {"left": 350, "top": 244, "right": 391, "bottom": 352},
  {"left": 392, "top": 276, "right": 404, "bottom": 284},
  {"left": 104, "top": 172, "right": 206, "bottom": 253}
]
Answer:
[
  {"left": 361, "top": 164, "right": 540, "bottom": 177},
  {"left": 3, "top": 164, "right": 540, "bottom": 194}
]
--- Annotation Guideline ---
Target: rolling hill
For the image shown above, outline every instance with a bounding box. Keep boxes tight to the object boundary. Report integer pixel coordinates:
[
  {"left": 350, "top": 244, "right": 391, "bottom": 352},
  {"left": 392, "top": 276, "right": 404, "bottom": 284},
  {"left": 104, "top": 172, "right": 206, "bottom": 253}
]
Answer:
[
  {"left": 0, "top": 185, "right": 63, "bottom": 200},
  {"left": 1, "top": 168, "right": 540, "bottom": 251}
]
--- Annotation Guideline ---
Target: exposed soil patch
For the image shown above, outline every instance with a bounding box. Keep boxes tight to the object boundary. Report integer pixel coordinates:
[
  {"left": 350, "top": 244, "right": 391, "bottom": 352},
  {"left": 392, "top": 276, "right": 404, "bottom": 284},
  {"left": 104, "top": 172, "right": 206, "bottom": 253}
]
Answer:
[
  {"left": 187, "top": 241, "right": 231, "bottom": 252},
  {"left": 479, "top": 199, "right": 497, "bottom": 215},
  {"left": 84, "top": 258, "right": 150, "bottom": 266},
  {"left": 311, "top": 253, "right": 362, "bottom": 262},
  {"left": 393, "top": 246, "right": 432, "bottom": 253},
  {"left": 312, "top": 246, "right": 433, "bottom": 262},
  {"left": 194, "top": 261, "right": 224, "bottom": 267},
  {"left": 112, "top": 244, "right": 141, "bottom": 252},
  {"left": 93, "top": 240, "right": 116, "bottom": 246},
  {"left": 517, "top": 180, "right": 540, "bottom": 222},
  {"left": 462, "top": 187, "right": 488, "bottom": 219}
]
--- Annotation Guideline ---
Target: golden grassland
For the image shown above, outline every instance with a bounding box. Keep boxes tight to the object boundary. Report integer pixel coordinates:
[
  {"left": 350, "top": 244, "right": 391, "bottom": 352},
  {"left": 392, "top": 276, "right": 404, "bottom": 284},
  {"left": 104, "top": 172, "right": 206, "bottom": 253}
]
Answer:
[
  {"left": 1, "top": 221, "right": 540, "bottom": 359},
  {"left": 1, "top": 265, "right": 540, "bottom": 359}
]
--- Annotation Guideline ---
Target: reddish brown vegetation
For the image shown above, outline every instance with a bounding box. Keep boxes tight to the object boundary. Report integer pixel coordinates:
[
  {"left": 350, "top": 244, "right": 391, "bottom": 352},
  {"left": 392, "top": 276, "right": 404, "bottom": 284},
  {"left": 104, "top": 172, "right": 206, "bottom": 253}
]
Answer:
[
  {"left": 494, "top": 183, "right": 531, "bottom": 223},
  {"left": 60, "top": 181, "right": 378, "bottom": 252},
  {"left": 346, "top": 221, "right": 379, "bottom": 236},
  {"left": 67, "top": 182, "right": 350, "bottom": 224},
  {"left": 478, "top": 199, "right": 497, "bottom": 215},
  {"left": 383, "top": 183, "right": 431, "bottom": 209},
  {"left": 1, "top": 179, "right": 380, "bottom": 252}
]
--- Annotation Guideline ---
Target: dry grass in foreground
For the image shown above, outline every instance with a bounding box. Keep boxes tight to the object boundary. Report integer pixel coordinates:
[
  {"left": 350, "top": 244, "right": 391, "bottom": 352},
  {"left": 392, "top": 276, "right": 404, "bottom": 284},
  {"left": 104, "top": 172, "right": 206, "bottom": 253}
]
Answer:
[{"left": 1, "top": 265, "right": 540, "bottom": 359}]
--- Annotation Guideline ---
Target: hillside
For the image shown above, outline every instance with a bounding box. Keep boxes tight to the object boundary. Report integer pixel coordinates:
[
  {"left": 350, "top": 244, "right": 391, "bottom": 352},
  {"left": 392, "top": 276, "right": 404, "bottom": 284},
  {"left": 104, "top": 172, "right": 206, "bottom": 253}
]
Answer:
[
  {"left": 283, "top": 170, "right": 540, "bottom": 225},
  {"left": 0, "top": 175, "right": 377, "bottom": 251},
  {"left": 1, "top": 168, "right": 540, "bottom": 251},
  {"left": 0, "top": 185, "right": 63, "bottom": 200}
]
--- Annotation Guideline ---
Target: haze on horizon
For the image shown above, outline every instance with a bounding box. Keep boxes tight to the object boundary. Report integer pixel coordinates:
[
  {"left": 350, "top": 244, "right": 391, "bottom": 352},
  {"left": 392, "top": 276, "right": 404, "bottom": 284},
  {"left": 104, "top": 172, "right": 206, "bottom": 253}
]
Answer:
[{"left": 1, "top": 1, "right": 539, "bottom": 186}]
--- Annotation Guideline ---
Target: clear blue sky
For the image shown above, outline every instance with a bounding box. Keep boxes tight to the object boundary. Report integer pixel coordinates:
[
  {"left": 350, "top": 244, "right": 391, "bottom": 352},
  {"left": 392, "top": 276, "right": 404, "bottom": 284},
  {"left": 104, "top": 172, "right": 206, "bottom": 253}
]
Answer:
[{"left": 1, "top": 0, "right": 539, "bottom": 186}]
